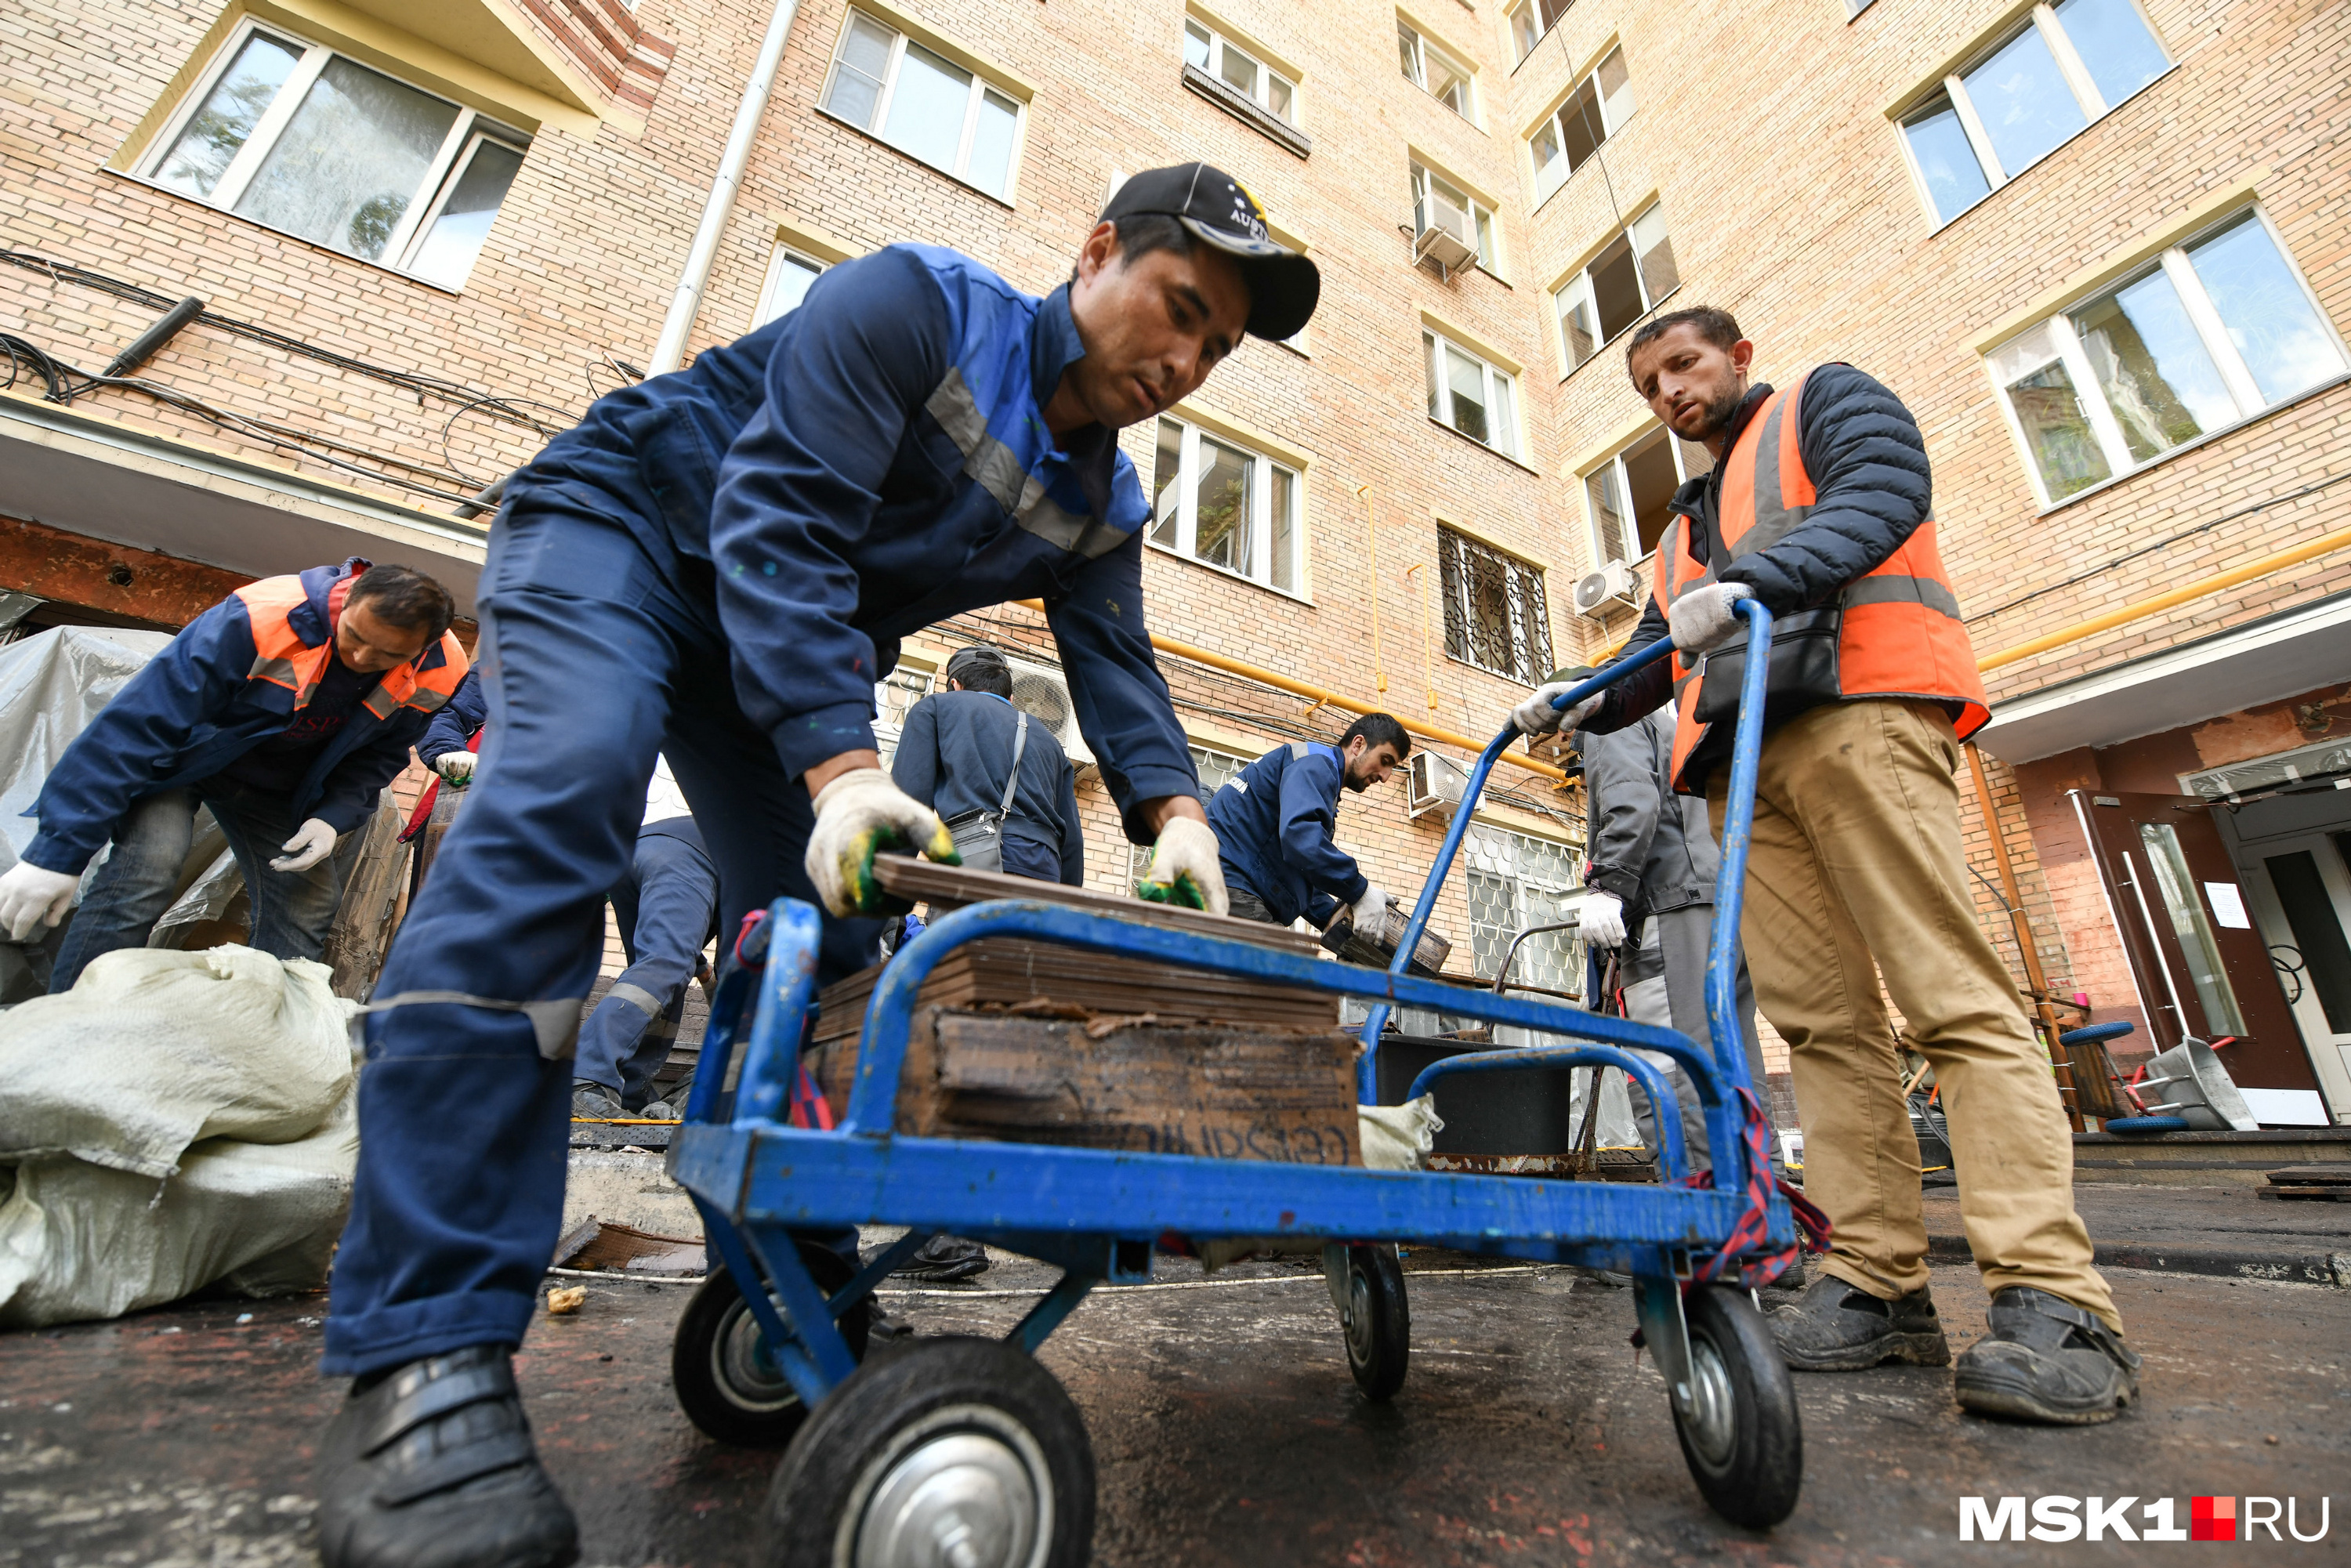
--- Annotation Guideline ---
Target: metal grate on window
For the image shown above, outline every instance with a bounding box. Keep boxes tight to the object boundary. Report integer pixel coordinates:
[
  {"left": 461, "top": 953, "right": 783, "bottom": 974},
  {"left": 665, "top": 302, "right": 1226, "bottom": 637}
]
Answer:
[
  {"left": 871, "top": 664, "right": 936, "bottom": 766},
  {"left": 1437, "top": 528, "right": 1553, "bottom": 684},
  {"left": 1462, "top": 824, "right": 1581, "bottom": 993}
]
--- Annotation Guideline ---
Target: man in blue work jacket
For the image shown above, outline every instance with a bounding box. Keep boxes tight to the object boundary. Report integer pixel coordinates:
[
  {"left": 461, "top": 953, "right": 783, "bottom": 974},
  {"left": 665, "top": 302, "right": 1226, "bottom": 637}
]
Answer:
[
  {"left": 0, "top": 560, "right": 465, "bottom": 987},
  {"left": 415, "top": 667, "right": 487, "bottom": 785},
  {"left": 571, "top": 814, "right": 718, "bottom": 1121},
  {"left": 1208, "top": 712, "right": 1411, "bottom": 933},
  {"left": 311, "top": 162, "right": 1319, "bottom": 1568},
  {"left": 892, "top": 643, "right": 1085, "bottom": 886}
]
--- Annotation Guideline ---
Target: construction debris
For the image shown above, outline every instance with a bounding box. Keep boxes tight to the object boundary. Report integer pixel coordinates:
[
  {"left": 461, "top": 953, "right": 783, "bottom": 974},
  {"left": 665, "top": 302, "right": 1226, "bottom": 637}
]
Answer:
[{"left": 545, "top": 1285, "right": 589, "bottom": 1315}]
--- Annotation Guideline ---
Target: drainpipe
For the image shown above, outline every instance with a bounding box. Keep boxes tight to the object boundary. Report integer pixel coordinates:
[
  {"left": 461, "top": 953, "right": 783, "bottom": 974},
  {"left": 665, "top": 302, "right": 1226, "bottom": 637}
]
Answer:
[{"left": 648, "top": 0, "right": 802, "bottom": 375}]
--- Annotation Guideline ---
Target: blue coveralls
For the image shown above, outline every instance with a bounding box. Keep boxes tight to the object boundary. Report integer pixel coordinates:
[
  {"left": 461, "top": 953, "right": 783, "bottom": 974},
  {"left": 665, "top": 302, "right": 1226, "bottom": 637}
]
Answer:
[
  {"left": 323, "top": 244, "right": 1199, "bottom": 1377},
  {"left": 1204, "top": 741, "right": 1369, "bottom": 927},
  {"left": 573, "top": 816, "right": 719, "bottom": 1107}
]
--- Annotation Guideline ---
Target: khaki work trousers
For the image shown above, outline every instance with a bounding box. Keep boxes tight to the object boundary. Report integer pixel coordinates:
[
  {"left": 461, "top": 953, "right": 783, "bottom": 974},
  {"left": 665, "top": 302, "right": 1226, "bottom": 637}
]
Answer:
[{"left": 1709, "top": 698, "right": 2118, "bottom": 1330}]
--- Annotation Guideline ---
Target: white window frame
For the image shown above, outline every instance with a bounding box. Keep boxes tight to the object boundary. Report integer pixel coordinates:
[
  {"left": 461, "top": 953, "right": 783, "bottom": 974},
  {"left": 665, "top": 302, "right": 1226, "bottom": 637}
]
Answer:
[
  {"left": 1424, "top": 330, "right": 1520, "bottom": 460},
  {"left": 1148, "top": 416, "right": 1306, "bottom": 596},
  {"left": 871, "top": 658, "right": 938, "bottom": 766},
  {"left": 1183, "top": 18, "right": 1297, "bottom": 124},
  {"left": 1580, "top": 425, "right": 1711, "bottom": 569},
  {"left": 820, "top": 9, "right": 1027, "bottom": 199},
  {"left": 1505, "top": 0, "right": 1573, "bottom": 63},
  {"left": 752, "top": 245, "right": 829, "bottom": 329},
  {"left": 1984, "top": 207, "right": 2351, "bottom": 509},
  {"left": 1552, "top": 202, "right": 1679, "bottom": 372},
  {"left": 1896, "top": 0, "right": 2173, "bottom": 228},
  {"left": 1398, "top": 20, "right": 1476, "bottom": 122},
  {"left": 1528, "top": 46, "right": 1635, "bottom": 203},
  {"left": 136, "top": 17, "right": 529, "bottom": 289},
  {"left": 1410, "top": 163, "right": 1498, "bottom": 273}
]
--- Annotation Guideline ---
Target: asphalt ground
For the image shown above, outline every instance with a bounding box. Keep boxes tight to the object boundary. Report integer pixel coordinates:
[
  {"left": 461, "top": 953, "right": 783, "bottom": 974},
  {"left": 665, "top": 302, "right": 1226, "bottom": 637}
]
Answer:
[{"left": 2, "top": 1246, "right": 2343, "bottom": 1567}]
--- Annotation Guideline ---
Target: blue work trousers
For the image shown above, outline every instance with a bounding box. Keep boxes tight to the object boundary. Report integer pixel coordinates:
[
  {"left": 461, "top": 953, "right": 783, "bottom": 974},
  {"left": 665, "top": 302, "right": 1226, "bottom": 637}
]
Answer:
[
  {"left": 322, "top": 489, "right": 883, "bottom": 1378},
  {"left": 574, "top": 832, "right": 717, "bottom": 1107}
]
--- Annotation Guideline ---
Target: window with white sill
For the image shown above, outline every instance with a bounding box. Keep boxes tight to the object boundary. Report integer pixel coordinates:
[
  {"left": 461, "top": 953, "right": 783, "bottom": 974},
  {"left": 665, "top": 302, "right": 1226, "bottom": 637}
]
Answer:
[
  {"left": 1411, "top": 164, "right": 1497, "bottom": 272},
  {"left": 1987, "top": 208, "right": 2349, "bottom": 506},
  {"left": 141, "top": 20, "right": 527, "bottom": 288},
  {"left": 1398, "top": 20, "right": 1476, "bottom": 121},
  {"left": 752, "top": 246, "right": 829, "bottom": 328},
  {"left": 1899, "top": 0, "right": 2172, "bottom": 226},
  {"left": 821, "top": 9, "right": 1023, "bottom": 199},
  {"left": 1553, "top": 204, "right": 1679, "bottom": 370},
  {"left": 1424, "top": 331, "right": 1520, "bottom": 458},
  {"left": 1583, "top": 424, "right": 1713, "bottom": 568},
  {"left": 1438, "top": 527, "right": 1551, "bottom": 683},
  {"left": 1529, "top": 47, "right": 1634, "bottom": 203},
  {"left": 1505, "top": 0, "right": 1574, "bottom": 63},
  {"left": 1183, "top": 19, "right": 1296, "bottom": 123},
  {"left": 1149, "top": 417, "right": 1303, "bottom": 593}
]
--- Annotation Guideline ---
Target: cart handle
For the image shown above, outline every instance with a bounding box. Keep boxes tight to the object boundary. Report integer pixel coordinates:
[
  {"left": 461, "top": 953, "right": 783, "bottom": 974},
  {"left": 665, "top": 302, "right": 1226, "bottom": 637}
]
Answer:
[{"left": 1491, "top": 920, "right": 1581, "bottom": 995}]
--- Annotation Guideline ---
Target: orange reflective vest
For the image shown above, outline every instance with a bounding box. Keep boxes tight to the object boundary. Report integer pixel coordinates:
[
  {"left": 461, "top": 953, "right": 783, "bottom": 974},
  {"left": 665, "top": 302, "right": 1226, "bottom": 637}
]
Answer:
[
  {"left": 1659, "top": 370, "right": 1988, "bottom": 791},
  {"left": 233, "top": 574, "right": 469, "bottom": 719}
]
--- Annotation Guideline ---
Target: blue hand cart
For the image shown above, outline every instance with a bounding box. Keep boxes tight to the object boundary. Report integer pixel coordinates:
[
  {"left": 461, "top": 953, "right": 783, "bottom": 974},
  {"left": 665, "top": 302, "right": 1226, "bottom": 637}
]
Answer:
[{"left": 665, "top": 602, "right": 1803, "bottom": 1566}]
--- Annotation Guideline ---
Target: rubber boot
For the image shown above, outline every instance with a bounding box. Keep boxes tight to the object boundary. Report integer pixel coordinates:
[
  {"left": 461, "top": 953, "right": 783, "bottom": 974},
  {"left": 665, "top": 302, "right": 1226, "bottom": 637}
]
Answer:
[
  {"left": 1954, "top": 1286, "right": 2141, "bottom": 1425},
  {"left": 570, "top": 1081, "right": 623, "bottom": 1119},
  {"left": 1766, "top": 1273, "right": 1951, "bottom": 1371},
  {"left": 316, "top": 1345, "right": 579, "bottom": 1568}
]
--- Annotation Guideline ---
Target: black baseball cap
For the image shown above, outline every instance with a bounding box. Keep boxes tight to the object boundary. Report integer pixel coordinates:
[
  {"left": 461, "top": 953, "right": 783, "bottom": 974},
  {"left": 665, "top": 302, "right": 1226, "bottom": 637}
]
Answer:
[
  {"left": 1101, "top": 162, "right": 1320, "bottom": 341},
  {"left": 945, "top": 645, "right": 1010, "bottom": 683}
]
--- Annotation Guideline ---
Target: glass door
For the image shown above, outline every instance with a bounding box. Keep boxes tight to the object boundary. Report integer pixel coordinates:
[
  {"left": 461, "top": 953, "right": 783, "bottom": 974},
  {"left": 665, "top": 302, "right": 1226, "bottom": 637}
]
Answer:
[{"left": 2240, "top": 828, "right": 2351, "bottom": 1117}]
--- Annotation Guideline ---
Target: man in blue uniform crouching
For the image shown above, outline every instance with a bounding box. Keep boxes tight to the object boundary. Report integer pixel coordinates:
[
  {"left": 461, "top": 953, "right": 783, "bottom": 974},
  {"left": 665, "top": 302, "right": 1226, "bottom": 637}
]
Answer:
[{"left": 313, "top": 163, "right": 1319, "bottom": 1567}]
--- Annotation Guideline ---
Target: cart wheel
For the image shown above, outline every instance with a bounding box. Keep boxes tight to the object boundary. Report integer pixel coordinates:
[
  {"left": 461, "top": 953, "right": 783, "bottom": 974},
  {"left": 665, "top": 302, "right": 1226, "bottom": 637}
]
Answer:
[
  {"left": 673, "top": 1244, "right": 872, "bottom": 1447},
  {"left": 1341, "top": 1244, "right": 1410, "bottom": 1402},
  {"left": 1672, "top": 1284, "right": 1802, "bottom": 1529},
  {"left": 760, "top": 1335, "right": 1093, "bottom": 1568}
]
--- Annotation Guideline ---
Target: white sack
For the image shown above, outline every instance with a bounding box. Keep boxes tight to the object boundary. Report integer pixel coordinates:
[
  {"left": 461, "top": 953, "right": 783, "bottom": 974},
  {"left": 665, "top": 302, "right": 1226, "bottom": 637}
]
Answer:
[
  {"left": 1358, "top": 1094, "right": 1444, "bottom": 1171},
  {"left": 0, "top": 945, "right": 354, "bottom": 1178}
]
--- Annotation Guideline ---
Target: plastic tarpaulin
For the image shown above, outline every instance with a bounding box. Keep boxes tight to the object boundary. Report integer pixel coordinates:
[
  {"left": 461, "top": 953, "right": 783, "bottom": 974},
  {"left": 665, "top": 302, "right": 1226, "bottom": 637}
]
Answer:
[{"left": 0, "top": 625, "right": 172, "bottom": 867}]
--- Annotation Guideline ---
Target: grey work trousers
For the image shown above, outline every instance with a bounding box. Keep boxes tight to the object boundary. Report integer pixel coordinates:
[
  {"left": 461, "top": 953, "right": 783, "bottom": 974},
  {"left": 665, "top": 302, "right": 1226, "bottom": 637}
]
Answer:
[{"left": 1620, "top": 902, "right": 1779, "bottom": 1175}]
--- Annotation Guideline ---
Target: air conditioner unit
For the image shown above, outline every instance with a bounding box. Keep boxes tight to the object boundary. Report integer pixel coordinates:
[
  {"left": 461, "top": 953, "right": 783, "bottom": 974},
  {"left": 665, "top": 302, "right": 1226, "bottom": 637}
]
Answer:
[
  {"left": 1002, "top": 655, "right": 1097, "bottom": 775},
  {"left": 1411, "top": 198, "right": 1478, "bottom": 275},
  {"left": 1572, "top": 559, "right": 1642, "bottom": 619},
  {"left": 1405, "top": 749, "right": 1467, "bottom": 820}
]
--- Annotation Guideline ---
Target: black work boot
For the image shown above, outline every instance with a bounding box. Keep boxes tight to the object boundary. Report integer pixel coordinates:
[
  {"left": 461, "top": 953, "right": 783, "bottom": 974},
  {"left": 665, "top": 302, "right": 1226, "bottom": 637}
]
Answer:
[
  {"left": 1766, "top": 1272, "right": 1951, "bottom": 1371},
  {"left": 1954, "top": 1286, "right": 2141, "bottom": 1425},
  {"left": 317, "top": 1345, "right": 580, "bottom": 1568},
  {"left": 570, "top": 1080, "right": 623, "bottom": 1119},
  {"left": 890, "top": 1234, "right": 991, "bottom": 1282}
]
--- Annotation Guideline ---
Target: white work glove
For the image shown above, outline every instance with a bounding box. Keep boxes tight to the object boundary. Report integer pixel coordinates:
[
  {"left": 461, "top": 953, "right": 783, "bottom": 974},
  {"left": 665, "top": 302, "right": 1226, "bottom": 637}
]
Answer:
[
  {"left": 804, "top": 768, "right": 958, "bottom": 917},
  {"left": 433, "top": 751, "right": 476, "bottom": 784},
  {"left": 1579, "top": 890, "right": 1628, "bottom": 950},
  {"left": 1511, "top": 682, "right": 1603, "bottom": 738},
  {"left": 270, "top": 817, "right": 339, "bottom": 873},
  {"left": 0, "top": 862, "right": 79, "bottom": 941},
  {"left": 1349, "top": 882, "right": 1390, "bottom": 935},
  {"left": 1668, "top": 581, "right": 1755, "bottom": 655},
  {"left": 1135, "top": 816, "right": 1229, "bottom": 917}
]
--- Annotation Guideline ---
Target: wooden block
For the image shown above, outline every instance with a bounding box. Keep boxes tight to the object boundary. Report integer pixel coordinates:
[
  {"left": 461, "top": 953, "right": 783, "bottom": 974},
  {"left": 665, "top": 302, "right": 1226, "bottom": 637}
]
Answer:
[
  {"left": 807, "top": 1005, "right": 1362, "bottom": 1166},
  {"left": 872, "top": 856, "right": 1319, "bottom": 954}
]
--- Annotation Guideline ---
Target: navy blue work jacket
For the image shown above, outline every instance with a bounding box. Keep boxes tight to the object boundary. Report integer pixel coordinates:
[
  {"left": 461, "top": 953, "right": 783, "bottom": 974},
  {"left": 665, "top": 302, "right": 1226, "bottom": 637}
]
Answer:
[
  {"left": 514, "top": 243, "right": 1196, "bottom": 842},
  {"left": 416, "top": 668, "right": 486, "bottom": 766},
  {"left": 1206, "top": 741, "right": 1370, "bottom": 928},
  {"left": 890, "top": 690, "right": 1083, "bottom": 885}
]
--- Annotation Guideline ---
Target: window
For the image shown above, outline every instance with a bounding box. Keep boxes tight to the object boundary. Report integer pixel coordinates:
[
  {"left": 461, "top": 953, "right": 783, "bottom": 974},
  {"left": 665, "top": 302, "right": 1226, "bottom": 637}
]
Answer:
[
  {"left": 1183, "top": 19, "right": 1295, "bottom": 123},
  {"left": 1987, "top": 209, "right": 2349, "bottom": 505},
  {"left": 1529, "top": 47, "right": 1634, "bottom": 202},
  {"left": 821, "top": 9, "right": 1023, "bottom": 198},
  {"left": 1148, "top": 417, "right": 1304, "bottom": 593},
  {"left": 1552, "top": 204, "right": 1679, "bottom": 370},
  {"left": 1424, "top": 331, "right": 1520, "bottom": 458},
  {"left": 1398, "top": 21, "right": 1475, "bottom": 120},
  {"left": 1583, "top": 425, "right": 1713, "bottom": 566},
  {"left": 1130, "top": 746, "right": 1253, "bottom": 885},
  {"left": 1505, "top": 0, "right": 1574, "bottom": 62},
  {"left": 1410, "top": 164, "right": 1497, "bottom": 272},
  {"left": 1899, "top": 0, "right": 2172, "bottom": 226},
  {"left": 140, "top": 20, "right": 527, "bottom": 288},
  {"left": 1463, "top": 825, "right": 1581, "bottom": 992},
  {"left": 1438, "top": 527, "right": 1551, "bottom": 683},
  {"left": 872, "top": 662, "right": 936, "bottom": 766},
  {"left": 752, "top": 247, "right": 828, "bottom": 328}
]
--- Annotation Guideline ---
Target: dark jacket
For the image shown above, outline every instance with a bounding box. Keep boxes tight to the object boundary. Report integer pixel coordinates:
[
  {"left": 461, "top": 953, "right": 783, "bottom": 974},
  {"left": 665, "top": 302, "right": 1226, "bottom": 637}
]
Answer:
[
  {"left": 891, "top": 689, "right": 1082, "bottom": 885},
  {"left": 416, "top": 668, "right": 487, "bottom": 766},
  {"left": 1574, "top": 708, "right": 1719, "bottom": 919},
  {"left": 1205, "top": 741, "right": 1369, "bottom": 927},
  {"left": 1587, "top": 364, "right": 1934, "bottom": 737},
  {"left": 24, "top": 560, "right": 463, "bottom": 875},
  {"left": 515, "top": 242, "right": 1196, "bottom": 843}
]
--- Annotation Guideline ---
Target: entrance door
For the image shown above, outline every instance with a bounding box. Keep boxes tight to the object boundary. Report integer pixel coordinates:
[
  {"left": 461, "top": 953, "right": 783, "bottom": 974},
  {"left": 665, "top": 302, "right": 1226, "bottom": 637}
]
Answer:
[
  {"left": 2237, "top": 827, "right": 2351, "bottom": 1115},
  {"left": 2070, "top": 790, "right": 2318, "bottom": 1091}
]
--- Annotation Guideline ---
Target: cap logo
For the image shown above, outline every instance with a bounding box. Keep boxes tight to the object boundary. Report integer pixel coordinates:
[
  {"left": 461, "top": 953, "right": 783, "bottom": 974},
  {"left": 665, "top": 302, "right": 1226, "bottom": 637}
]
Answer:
[{"left": 1228, "top": 179, "right": 1270, "bottom": 241}]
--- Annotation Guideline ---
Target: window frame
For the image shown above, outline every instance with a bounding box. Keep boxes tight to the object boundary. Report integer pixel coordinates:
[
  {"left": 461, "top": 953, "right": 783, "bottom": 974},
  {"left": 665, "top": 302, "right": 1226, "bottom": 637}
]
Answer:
[
  {"left": 1423, "top": 329, "right": 1522, "bottom": 461},
  {"left": 1462, "top": 821, "right": 1585, "bottom": 990},
  {"left": 134, "top": 16, "right": 530, "bottom": 291},
  {"left": 1983, "top": 206, "right": 2351, "bottom": 510},
  {"left": 1147, "top": 415, "right": 1308, "bottom": 597},
  {"left": 819, "top": 7, "right": 1028, "bottom": 201},
  {"left": 752, "top": 244, "right": 830, "bottom": 329},
  {"left": 1551, "top": 201, "right": 1679, "bottom": 375},
  {"left": 1504, "top": 0, "right": 1574, "bottom": 64},
  {"left": 1397, "top": 19, "right": 1476, "bottom": 122},
  {"left": 1183, "top": 17, "right": 1298, "bottom": 124},
  {"left": 1895, "top": 0, "right": 2175, "bottom": 230},
  {"left": 1579, "top": 424, "right": 1712, "bottom": 569},
  {"left": 1527, "top": 45, "right": 1634, "bottom": 205},
  {"left": 1436, "top": 525, "right": 1552, "bottom": 684},
  {"left": 1410, "top": 162, "right": 1499, "bottom": 275}
]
